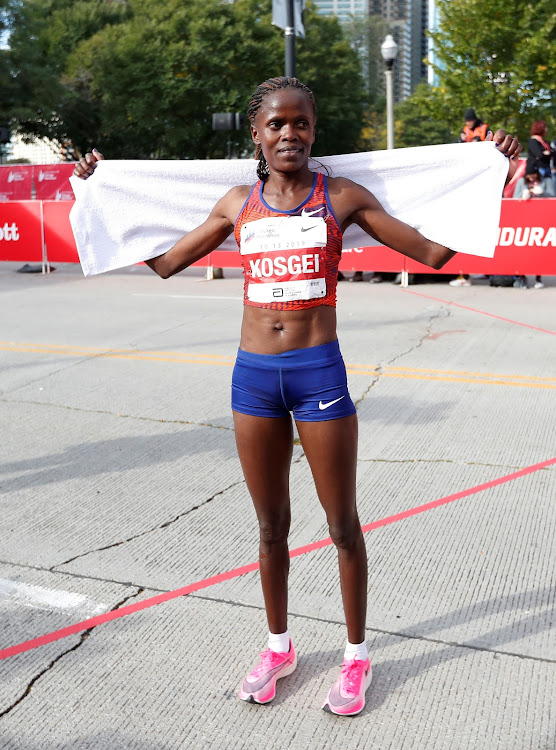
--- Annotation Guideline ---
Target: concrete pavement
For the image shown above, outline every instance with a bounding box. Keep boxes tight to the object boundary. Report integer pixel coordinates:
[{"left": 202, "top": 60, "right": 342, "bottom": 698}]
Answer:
[{"left": 0, "top": 263, "right": 554, "bottom": 749}]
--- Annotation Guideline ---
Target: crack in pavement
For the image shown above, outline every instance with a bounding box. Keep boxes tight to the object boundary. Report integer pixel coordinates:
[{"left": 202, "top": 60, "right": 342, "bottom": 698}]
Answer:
[
  {"left": 0, "top": 587, "right": 144, "bottom": 718},
  {"left": 356, "top": 458, "right": 536, "bottom": 470},
  {"left": 385, "top": 307, "right": 451, "bottom": 368},
  {"left": 0, "top": 558, "right": 162, "bottom": 592},
  {"left": 0, "top": 397, "right": 234, "bottom": 432},
  {"left": 2, "top": 309, "right": 450, "bottom": 440},
  {"left": 352, "top": 308, "right": 451, "bottom": 410},
  {"left": 51, "top": 478, "right": 246, "bottom": 571},
  {"left": 188, "top": 593, "right": 556, "bottom": 665},
  {"left": 354, "top": 368, "right": 382, "bottom": 409},
  {"left": 0, "top": 570, "right": 551, "bottom": 667}
]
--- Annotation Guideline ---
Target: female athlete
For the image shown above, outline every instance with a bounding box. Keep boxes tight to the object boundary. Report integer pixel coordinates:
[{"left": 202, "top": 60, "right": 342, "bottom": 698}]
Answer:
[{"left": 74, "top": 77, "right": 521, "bottom": 716}]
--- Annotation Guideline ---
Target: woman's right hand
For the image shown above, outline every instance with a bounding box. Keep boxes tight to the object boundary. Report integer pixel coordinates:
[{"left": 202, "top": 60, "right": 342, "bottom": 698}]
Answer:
[{"left": 73, "top": 148, "right": 104, "bottom": 179}]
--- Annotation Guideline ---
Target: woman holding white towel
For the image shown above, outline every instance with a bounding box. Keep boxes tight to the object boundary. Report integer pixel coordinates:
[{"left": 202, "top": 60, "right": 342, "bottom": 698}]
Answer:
[{"left": 74, "top": 77, "right": 521, "bottom": 716}]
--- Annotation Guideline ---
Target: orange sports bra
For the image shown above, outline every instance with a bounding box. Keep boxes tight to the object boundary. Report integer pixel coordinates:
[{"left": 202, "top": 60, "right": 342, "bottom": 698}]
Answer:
[{"left": 234, "top": 172, "right": 343, "bottom": 310}]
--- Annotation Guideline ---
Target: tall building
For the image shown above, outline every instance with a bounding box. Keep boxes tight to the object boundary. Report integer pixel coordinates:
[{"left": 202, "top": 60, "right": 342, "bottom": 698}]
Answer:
[
  {"left": 313, "top": 0, "right": 428, "bottom": 102},
  {"left": 427, "top": 0, "right": 441, "bottom": 86},
  {"left": 369, "top": 0, "right": 428, "bottom": 101},
  {"left": 314, "top": 0, "right": 369, "bottom": 23}
]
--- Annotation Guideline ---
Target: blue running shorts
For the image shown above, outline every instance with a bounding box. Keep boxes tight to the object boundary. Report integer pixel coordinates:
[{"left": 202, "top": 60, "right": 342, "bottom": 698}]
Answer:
[{"left": 231, "top": 339, "right": 356, "bottom": 422}]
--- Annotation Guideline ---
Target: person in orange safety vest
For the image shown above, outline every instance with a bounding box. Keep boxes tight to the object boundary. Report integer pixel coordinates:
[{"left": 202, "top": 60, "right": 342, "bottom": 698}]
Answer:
[{"left": 458, "top": 108, "right": 489, "bottom": 143}]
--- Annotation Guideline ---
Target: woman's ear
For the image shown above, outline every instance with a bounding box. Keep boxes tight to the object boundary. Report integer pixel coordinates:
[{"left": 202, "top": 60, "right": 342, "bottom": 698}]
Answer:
[{"left": 251, "top": 124, "right": 260, "bottom": 145}]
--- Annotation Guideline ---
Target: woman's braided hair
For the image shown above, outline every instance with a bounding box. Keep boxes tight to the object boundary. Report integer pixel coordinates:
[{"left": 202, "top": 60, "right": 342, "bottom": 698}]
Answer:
[{"left": 247, "top": 77, "right": 317, "bottom": 181}]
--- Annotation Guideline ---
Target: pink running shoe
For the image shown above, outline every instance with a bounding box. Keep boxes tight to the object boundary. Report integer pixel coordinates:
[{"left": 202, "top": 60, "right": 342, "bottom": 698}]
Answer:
[
  {"left": 238, "top": 641, "right": 297, "bottom": 704},
  {"left": 322, "top": 657, "right": 372, "bottom": 716}
]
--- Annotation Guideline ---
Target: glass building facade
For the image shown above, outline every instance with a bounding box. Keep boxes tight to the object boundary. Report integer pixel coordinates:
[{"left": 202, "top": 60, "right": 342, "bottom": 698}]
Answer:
[{"left": 313, "top": 0, "right": 428, "bottom": 102}]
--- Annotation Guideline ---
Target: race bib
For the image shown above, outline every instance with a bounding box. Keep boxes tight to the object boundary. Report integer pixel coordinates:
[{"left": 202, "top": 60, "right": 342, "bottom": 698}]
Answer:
[{"left": 240, "top": 215, "right": 328, "bottom": 303}]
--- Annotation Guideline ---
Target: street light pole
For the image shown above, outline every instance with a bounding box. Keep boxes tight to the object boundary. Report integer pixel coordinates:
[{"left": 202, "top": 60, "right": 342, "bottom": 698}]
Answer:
[
  {"left": 380, "top": 34, "right": 402, "bottom": 282},
  {"left": 380, "top": 34, "right": 398, "bottom": 151},
  {"left": 385, "top": 67, "right": 394, "bottom": 150},
  {"left": 285, "top": 0, "right": 295, "bottom": 77}
]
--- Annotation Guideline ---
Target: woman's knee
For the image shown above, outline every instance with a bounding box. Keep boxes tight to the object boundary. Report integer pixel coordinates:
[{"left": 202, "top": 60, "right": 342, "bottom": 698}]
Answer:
[
  {"left": 258, "top": 513, "right": 291, "bottom": 546},
  {"left": 328, "top": 516, "right": 362, "bottom": 551}
]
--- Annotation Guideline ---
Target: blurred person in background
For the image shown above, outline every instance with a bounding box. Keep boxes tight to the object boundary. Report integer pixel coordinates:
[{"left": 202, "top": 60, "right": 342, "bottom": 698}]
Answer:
[
  {"left": 458, "top": 108, "right": 489, "bottom": 143},
  {"left": 512, "top": 168, "right": 553, "bottom": 289},
  {"left": 526, "top": 121, "right": 555, "bottom": 182},
  {"left": 513, "top": 168, "right": 555, "bottom": 200}
]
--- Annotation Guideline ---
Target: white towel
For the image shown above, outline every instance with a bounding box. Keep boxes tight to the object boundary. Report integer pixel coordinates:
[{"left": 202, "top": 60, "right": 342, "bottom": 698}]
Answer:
[{"left": 69, "top": 142, "right": 508, "bottom": 276}]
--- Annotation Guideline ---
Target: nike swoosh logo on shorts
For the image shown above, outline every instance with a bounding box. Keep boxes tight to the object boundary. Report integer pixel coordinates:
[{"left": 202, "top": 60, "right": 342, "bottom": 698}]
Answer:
[{"left": 318, "top": 396, "right": 345, "bottom": 410}]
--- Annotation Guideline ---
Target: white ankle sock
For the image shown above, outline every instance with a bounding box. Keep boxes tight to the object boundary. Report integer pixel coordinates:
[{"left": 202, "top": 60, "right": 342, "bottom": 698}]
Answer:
[
  {"left": 344, "top": 639, "right": 368, "bottom": 661},
  {"left": 268, "top": 629, "right": 290, "bottom": 653}
]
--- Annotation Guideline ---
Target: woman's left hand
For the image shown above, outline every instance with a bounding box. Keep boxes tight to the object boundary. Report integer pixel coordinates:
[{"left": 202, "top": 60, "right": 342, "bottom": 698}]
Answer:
[{"left": 486, "top": 130, "right": 522, "bottom": 183}]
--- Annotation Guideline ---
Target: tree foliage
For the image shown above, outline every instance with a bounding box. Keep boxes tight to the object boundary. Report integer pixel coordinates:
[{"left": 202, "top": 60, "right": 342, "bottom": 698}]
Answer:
[
  {"left": 2, "top": 0, "right": 365, "bottom": 158},
  {"left": 394, "top": 83, "right": 454, "bottom": 148},
  {"left": 429, "top": 0, "right": 556, "bottom": 141}
]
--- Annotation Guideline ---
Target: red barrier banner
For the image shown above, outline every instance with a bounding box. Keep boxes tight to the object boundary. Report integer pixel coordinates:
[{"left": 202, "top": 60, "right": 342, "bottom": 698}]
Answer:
[
  {"left": 0, "top": 166, "right": 33, "bottom": 201},
  {"left": 1, "top": 198, "right": 554, "bottom": 274},
  {"left": 43, "top": 201, "right": 79, "bottom": 262},
  {"left": 0, "top": 201, "right": 43, "bottom": 262},
  {"left": 405, "top": 198, "right": 556, "bottom": 276},
  {"left": 34, "top": 164, "right": 75, "bottom": 201}
]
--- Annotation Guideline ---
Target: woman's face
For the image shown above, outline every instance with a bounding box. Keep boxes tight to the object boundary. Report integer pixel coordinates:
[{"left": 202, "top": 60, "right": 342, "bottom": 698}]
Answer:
[{"left": 251, "top": 88, "right": 316, "bottom": 174}]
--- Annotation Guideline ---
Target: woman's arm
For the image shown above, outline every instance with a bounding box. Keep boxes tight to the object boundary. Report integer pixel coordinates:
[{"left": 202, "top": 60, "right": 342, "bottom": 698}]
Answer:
[
  {"left": 330, "top": 178, "right": 455, "bottom": 269},
  {"left": 343, "top": 182, "right": 455, "bottom": 269},
  {"left": 144, "top": 188, "right": 246, "bottom": 278}
]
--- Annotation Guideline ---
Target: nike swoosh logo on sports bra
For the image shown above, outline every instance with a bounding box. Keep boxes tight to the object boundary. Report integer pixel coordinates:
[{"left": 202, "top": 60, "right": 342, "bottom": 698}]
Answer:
[
  {"left": 301, "top": 207, "right": 325, "bottom": 219},
  {"left": 318, "top": 396, "right": 345, "bottom": 410}
]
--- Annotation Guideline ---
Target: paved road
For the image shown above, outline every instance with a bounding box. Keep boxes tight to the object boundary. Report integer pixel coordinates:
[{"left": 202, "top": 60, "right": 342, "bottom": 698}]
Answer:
[{"left": 0, "top": 263, "right": 554, "bottom": 749}]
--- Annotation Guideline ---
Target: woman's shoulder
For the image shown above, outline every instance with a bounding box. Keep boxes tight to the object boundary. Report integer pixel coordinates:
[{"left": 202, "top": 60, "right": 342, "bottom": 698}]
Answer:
[
  {"left": 219, "top": 184, "right": 253, "bottom": 209},
  {"left": 324, "top": 175, "right": 363, "bottom": 195},
  {"left": 227, "top": 184, "right": 254, "bottom": 200}
]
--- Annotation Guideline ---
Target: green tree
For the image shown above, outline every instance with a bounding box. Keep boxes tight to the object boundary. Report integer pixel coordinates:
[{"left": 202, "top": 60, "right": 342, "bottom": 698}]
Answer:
[
  {"left": 3, "top": 0, "right": 129, "bottom": 146},
  {"left": 298, "top": 6, "right": 365, "bottom": 156},
  {"left": 394, "top": 83, "right": 454, "bottom": 147},
  {"left": 429, "top": 0, "right": 556, "bottom": 141},
  {"left": 2, "top": 0, "right": 365, "bottom": 159}
]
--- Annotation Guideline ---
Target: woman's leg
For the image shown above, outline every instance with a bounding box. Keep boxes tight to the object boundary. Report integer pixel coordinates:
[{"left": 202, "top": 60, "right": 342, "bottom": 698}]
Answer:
[
  {"left": 296, "top": 414, "right": 367, "bottom": 643},
  {"left": 233, "top": 411, "right": 294, "bottom": 634}
]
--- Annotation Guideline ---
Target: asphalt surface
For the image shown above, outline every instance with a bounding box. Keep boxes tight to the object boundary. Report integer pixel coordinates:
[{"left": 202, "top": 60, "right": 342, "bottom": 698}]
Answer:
[{"left": 0, "top": 263, "right": 554, "bottom": 749}]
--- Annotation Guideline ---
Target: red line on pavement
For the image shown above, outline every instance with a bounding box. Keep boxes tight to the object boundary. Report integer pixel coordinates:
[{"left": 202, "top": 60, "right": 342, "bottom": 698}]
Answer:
[
  {"left": 1, "top": 456, "right": 555, "bottom": 662},
  {"left": 400, "top": 288, "right": 556, "bottom": 335}
]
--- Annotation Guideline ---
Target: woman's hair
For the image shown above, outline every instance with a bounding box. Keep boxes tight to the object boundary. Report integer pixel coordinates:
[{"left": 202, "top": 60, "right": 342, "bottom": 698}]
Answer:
[
  {"left": 247, "top": 77, "right": 317, "bottom": 181},
  {"left": 525, "top": 169, "right": 541, "bottom": 181},
  {"left": 530, "top": 120, "right": 546, "bottom": 136}
]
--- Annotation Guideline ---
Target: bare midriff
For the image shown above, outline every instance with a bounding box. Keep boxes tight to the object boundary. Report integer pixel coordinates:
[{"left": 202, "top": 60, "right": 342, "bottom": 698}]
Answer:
[{"left": 239, "top": 304, "right": 337, "bottom": 354}]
